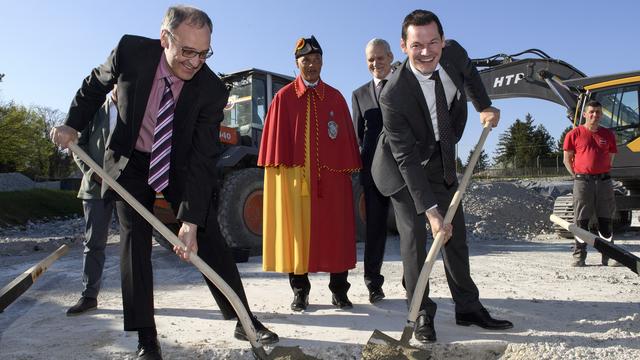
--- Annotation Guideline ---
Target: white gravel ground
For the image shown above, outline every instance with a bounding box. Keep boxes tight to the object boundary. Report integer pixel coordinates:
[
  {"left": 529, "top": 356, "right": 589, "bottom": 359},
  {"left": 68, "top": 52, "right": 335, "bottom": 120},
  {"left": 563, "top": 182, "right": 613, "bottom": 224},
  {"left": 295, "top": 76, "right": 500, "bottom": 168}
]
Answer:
[{"left": 1, "top": 180, "right": 638, "bottom": 360}]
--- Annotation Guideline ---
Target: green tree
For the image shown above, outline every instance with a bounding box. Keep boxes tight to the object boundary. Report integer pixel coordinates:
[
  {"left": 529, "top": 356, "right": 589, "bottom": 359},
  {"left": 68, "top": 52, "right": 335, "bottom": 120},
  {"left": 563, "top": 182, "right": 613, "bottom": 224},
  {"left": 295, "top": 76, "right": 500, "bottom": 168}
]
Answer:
[
  {"left": 0, "top": 102, "right": 73, "bottom": 179},
  {"left": 494, "top": 113, "right": 555, "bottom": 168},
  {"left": 465, "top": 147, "right": 489, "bottom": 173},
  {"left": 32, "top": 106, "right": 74, "bottom": 179},
  {"left": 455, "top": 156, "right": 464, "bottom": 173},
  {"left": 556, "top": 126, "right": 573, "bottom": 154}
]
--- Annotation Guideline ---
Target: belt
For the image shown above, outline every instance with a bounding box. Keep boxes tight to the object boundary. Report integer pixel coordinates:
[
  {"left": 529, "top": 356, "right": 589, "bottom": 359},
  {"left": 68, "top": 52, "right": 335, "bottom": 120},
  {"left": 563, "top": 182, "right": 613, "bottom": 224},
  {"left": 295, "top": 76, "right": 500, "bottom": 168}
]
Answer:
[{"left": 575, "top": 173, "right": 611, "bottom": 181}]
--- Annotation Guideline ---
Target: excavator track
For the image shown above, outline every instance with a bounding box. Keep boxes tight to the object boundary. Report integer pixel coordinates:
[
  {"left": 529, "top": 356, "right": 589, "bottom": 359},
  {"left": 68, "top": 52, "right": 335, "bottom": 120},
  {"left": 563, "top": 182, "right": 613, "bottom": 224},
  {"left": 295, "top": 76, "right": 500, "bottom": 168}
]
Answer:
[{"left": 553, "top": 194, "right": 574, "bottom": 238}]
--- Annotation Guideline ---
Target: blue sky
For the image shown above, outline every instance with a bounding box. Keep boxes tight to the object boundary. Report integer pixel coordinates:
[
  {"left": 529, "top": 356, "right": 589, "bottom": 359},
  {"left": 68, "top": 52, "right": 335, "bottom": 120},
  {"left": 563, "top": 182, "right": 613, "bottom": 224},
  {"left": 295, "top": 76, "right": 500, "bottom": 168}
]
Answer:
[{"left": 1, "top": 0, "right": 638, "bottom": 160}]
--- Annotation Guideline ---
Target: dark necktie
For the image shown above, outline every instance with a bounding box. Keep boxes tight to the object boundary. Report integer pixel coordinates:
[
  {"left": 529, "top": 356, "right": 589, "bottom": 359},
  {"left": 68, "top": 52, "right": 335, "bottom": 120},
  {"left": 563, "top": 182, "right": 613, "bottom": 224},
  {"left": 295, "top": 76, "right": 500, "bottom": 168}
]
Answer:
[
  {"left": 432, "top": 70, "right": 456, "bottom": 185},
  {"left": 375, "top": 79, "right": 386, "bottom": 101},
  {"left": 148, "top": 77, "right": 175, "bottom": 192}
]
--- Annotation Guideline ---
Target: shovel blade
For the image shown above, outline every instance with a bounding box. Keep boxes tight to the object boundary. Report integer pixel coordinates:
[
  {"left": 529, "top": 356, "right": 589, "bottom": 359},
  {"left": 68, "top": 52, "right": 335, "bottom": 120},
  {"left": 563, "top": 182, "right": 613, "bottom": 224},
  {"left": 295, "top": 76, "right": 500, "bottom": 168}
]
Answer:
[{"left": 363, "top": 329, "right": 433, "bottom": 360}]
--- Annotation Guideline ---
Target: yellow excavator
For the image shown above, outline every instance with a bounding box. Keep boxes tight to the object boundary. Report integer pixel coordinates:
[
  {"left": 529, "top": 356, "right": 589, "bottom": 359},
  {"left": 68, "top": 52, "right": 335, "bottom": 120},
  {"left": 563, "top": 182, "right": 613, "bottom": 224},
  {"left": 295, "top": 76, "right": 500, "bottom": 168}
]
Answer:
[{"left": 471, "top": 49, "right": 639, "bottom": 236}]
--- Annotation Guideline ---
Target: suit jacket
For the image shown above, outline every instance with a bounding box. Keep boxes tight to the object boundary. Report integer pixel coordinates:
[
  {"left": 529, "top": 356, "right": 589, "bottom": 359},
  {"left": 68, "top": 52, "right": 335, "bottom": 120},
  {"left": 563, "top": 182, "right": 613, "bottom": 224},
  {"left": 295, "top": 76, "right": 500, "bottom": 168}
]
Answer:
[
  {"left": 371, "top": 39, "right": 491, "bottom": 214},
  {"left": 74, "top": 97, "right": 113, "bottom": 200},
  {"left": 352, "top": 80, "right": 383, "bottom": 185},
  {"left": 65, "top": 35, "right": 229, "bottom": 227}
]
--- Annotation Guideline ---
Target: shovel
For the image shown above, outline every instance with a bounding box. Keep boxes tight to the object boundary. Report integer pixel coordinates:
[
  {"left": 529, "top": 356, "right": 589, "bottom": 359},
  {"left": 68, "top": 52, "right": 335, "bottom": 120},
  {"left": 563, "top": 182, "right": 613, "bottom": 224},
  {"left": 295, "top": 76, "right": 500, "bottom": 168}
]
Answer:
[
  {"left": 364, "top": 123, "right": 493, "bottom": 359},
  {"left": 550, "top": 214, "right": 639, "bottom": 275},
  {"left": 68, "top": 142, "right": 314, "bottom": 360}
]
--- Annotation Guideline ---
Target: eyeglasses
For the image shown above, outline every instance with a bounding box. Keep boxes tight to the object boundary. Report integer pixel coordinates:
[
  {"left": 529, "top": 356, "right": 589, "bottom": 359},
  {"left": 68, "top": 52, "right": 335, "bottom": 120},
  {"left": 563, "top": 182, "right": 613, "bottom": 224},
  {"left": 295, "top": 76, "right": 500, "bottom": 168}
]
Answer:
[{"left": 166, "top": 31, "right": 213, "bottom": 59}]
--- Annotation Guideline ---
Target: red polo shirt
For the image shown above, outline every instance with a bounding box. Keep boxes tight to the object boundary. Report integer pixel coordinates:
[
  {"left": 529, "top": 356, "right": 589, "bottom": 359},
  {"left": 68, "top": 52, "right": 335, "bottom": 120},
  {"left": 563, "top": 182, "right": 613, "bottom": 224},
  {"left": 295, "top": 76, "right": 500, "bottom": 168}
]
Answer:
[{"left": 564, "top": 125, "right": 617, "bottom": 174}]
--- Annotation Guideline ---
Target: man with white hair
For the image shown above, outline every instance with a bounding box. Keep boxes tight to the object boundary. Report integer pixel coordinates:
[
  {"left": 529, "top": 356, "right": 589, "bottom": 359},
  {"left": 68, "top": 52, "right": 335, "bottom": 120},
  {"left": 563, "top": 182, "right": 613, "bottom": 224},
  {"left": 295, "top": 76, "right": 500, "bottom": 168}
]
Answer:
[{"left": 352, "top": 38, "right": 394, "bottom": 304}]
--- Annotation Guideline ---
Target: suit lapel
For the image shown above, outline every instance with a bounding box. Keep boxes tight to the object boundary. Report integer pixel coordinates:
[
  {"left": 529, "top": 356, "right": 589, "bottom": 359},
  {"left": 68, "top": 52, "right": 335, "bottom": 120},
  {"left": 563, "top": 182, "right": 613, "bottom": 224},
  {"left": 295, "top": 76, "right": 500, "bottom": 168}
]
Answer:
[
  {"left": 401, "top": 59, "right": 434, "bottom": 136},
  {"left": 439, "top": 48, "right": 463, "bottom": 93},
  {"left": 174, "top": 78, "right": 198, "bottom": 135},
  {"left": 368, "top": 80, "right": 378, "bottom": 106},
  {"left": 130, "top": 44, "right": 163, "bottom": 138}
]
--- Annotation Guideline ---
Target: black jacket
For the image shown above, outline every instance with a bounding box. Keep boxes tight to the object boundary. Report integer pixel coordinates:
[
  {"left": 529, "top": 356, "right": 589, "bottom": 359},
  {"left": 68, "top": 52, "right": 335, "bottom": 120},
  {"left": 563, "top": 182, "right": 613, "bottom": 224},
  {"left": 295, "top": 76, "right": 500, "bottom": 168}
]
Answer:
[{"left": 371, "top": 39, "right": 491, "bottom": 213}]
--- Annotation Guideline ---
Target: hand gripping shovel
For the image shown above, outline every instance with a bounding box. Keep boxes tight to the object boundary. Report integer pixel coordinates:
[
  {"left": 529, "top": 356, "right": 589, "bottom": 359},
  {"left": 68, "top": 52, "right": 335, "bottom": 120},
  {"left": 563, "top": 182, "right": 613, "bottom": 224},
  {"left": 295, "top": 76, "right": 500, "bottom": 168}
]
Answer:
[
  {"left": 550, "top": 215, "right": 639, "bottom": 275},
  {"left": 364, "top": 123, "right": 493, "bottom": 359},
  {"left": 69, "top": 142, "right": 315, "bottom": 360}
]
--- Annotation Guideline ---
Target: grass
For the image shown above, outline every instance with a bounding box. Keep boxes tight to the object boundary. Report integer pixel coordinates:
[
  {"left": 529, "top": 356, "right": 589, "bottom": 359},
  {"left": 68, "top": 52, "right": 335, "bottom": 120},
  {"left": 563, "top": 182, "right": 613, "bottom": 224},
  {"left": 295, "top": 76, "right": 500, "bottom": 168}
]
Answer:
[{"left": 0, "top": 189, "right": 82, "bottom": 227}]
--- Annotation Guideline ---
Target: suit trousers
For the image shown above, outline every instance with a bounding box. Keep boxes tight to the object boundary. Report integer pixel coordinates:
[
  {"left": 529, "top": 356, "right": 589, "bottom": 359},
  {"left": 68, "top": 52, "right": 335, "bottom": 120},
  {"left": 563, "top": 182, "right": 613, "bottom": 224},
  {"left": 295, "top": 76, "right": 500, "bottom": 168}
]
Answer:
[
  {"left": 115, "top": 150, "right": 253, "bottom": 331},
  {"left": 289, "top": 271, "right": 350, "bottom": 296},
  {"left": 361, "top": 171, "right": 390, "bottom": 291},
  {"left": 390, "top": 167, "right": 482, "bottom": 317},
  {"left": 81, "top": 198, "right": 114, "bottom": 299}
]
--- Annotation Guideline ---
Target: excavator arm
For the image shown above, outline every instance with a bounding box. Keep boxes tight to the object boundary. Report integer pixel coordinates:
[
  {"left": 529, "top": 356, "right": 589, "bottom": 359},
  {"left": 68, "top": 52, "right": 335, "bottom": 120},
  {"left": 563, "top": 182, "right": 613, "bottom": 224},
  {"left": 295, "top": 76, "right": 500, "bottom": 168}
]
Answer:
[{"left": 471, "top": 49, "right": 586, "bottom": 113}]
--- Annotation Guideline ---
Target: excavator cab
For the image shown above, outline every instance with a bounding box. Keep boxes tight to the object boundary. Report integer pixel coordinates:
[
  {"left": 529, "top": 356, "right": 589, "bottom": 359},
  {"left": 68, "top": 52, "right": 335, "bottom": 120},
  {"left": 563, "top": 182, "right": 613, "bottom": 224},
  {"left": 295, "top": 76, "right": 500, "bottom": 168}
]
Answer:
[{"left": 219, "top": 69, "right": 292, "bottom": 148}]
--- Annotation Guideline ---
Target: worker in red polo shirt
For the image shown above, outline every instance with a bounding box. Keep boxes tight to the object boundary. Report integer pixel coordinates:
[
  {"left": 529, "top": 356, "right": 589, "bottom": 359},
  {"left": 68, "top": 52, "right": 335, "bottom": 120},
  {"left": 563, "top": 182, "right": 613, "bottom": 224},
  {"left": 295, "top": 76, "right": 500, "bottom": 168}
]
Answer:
[{"left": 563, "top": 99, "right": 619, "bottom": 267}]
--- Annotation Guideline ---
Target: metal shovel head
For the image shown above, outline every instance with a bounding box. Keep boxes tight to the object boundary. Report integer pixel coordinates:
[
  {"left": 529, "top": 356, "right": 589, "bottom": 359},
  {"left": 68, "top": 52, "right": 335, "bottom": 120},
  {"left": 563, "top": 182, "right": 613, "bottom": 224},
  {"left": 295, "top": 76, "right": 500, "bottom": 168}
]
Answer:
[
  {"left": 253, "top": 345, "right": 320, "bottom": 360},
  {"left": 363, "top": 329, "right": 433, "bottom": 360}
]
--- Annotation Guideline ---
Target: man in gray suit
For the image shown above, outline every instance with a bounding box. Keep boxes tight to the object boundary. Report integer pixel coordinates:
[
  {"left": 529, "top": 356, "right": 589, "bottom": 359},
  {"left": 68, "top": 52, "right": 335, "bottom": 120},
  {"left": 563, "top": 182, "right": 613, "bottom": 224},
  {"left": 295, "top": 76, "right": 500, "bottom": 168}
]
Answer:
[
  {"left": 371, "top": 10, "right": 513, "bottom": 343},
  {"left": 67, "top": 88, "right": 118, "bottom": 316},
  {"left": 352, "top": 38, "right": 394, "bottom": 304}
]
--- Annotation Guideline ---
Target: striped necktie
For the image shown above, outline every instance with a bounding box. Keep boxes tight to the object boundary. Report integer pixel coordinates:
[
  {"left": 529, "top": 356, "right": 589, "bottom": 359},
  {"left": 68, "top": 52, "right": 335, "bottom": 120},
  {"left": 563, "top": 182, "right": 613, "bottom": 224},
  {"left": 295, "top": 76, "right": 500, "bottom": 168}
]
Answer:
[{"left": 148, "top": 77, "right": 174, "bottom": 192}]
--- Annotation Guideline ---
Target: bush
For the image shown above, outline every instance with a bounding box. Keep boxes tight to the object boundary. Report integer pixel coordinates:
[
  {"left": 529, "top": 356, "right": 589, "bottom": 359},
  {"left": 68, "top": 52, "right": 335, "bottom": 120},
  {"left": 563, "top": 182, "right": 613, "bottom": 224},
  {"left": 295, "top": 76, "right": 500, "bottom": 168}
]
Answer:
[{"left": 0, "top": 189, "right": 82, "bottom": 226}]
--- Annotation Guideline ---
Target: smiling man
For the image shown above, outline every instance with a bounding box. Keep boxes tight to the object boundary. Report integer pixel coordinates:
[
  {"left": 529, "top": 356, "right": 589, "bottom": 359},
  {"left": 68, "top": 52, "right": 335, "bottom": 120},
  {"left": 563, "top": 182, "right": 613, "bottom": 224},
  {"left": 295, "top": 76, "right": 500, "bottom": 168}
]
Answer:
[
  {"left": 371, "top": 9, "right": 512, "bottom": 343},
  {"left": 563, "top": 100, "right": 618, "bottom": 267},
  {"left": 50, "top": 5, "right": 277, "bottom": 359},
  {"left": 352, "top": 38, "right": 394, "bottom": 304}
]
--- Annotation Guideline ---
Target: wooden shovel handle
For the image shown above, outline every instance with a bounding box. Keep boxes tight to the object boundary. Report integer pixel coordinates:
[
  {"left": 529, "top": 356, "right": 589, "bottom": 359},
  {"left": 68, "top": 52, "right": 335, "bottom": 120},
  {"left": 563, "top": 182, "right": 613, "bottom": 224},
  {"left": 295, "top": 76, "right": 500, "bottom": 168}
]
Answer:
[
  {"left": 67, "top": 142, "right": 263, "bottom": 348},
  {"left": 407, "top": 123, "right": 493, "bottom": 324}
]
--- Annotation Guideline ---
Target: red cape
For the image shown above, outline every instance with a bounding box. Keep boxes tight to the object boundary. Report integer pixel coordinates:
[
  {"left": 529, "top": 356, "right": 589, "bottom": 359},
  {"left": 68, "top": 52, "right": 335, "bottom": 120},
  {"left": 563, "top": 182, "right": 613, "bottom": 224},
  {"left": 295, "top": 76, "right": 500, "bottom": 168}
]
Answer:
[{"left": 258, "top": 76, "right": 362, "bottom": 272}]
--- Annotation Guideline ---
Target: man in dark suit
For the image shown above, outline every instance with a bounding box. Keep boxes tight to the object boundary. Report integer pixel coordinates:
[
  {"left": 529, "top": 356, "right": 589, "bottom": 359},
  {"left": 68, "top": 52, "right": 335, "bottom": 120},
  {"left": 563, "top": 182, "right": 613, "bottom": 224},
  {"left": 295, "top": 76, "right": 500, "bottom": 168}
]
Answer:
[
  {"left": 351, "top": 38, "right": 394, "bottom": 304},
  {"left": 50, "top": 5, "right": 277, "bottom": 359},
  {"left": 371, "top": 9, "right": 513, "bottom": 343}
]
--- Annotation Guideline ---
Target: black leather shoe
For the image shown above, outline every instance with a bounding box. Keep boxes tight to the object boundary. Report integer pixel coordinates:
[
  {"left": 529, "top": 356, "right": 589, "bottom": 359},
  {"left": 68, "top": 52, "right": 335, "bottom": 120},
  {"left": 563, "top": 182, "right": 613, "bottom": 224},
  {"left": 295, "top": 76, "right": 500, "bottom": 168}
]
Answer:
[
  {"left": 456, "top": 308, "right": 513, "bottom": 330},
  {"left": 331, "top": 293, "right": 353, "bottom": 309},
  {"left": 66, "top": 297, "right": 97, "bottom": 316},
  {"left": 368, "top": 288, "right": 385, "bottom": 303},
  {"left": 234, "top": 319, "right": 279, "bottom": 345},
  {"left": 136, "top": 338, "right": 162, "bottom": 360},
  {"left": 414, "top": 314, "right": 436, "bottom": 343},
  {"left": 291, "top": 293, "right": 309, "bottom": 312}
]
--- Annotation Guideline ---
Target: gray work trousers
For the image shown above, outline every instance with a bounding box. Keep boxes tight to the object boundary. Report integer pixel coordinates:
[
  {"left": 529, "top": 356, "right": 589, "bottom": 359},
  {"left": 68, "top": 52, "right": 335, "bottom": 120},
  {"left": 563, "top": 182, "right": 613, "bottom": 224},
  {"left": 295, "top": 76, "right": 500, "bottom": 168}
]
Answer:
[{"left": 81, "top": 198, "right": 114, "bottom": 298}]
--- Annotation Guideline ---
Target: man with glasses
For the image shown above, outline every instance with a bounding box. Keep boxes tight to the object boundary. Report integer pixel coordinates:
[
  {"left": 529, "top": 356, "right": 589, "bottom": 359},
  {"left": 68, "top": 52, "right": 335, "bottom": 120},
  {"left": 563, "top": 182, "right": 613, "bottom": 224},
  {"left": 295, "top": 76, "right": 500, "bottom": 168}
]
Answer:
[{"left": 50, "top": 5, "right": 277, "bottom": 359}]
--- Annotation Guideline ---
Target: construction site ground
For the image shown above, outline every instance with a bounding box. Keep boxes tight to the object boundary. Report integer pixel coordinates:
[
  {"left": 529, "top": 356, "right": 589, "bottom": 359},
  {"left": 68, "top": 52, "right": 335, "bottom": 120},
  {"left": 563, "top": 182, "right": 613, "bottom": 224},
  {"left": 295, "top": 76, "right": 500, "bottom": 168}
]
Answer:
[{"left": 1, "top": 181, "right": 639, "bottom": 359}]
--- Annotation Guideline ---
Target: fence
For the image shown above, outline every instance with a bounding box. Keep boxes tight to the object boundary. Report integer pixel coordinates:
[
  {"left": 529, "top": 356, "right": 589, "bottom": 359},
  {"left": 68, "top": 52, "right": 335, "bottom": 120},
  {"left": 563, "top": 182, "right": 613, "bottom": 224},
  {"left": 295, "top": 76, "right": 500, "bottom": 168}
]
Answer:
[{"left": 470, "top": 155, "right": 568, "bottom": 178}]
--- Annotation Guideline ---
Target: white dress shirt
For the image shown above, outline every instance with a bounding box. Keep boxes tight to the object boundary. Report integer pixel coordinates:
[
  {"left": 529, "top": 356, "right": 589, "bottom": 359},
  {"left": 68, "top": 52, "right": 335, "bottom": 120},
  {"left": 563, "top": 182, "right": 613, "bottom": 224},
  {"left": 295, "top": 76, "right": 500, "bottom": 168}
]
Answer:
[{"left": 408, "top": 62, "right": 458, "bottom": 141}]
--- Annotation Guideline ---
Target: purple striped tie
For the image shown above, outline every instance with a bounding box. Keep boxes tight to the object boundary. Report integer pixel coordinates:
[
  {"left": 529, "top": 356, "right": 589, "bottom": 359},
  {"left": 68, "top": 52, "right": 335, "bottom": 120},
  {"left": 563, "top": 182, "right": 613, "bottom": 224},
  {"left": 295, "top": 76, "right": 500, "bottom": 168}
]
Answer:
[{"left": 148, "top": 77, "right": 174, "bottom": 192}]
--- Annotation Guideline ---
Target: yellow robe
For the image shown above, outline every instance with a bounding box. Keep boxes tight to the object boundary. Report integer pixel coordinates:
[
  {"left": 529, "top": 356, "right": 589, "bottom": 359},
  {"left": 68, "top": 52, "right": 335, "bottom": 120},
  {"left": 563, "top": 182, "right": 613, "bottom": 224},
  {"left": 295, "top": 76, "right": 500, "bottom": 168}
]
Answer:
[{"left": 262, "top": 96, "right": 312, "bottom": 274}]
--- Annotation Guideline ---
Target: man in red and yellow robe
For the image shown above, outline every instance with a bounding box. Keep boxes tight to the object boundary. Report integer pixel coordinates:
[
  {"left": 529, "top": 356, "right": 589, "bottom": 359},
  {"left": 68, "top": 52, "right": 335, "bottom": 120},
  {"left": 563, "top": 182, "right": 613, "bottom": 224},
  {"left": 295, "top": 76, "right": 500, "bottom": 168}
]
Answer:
[{"left": 258, "top": 36, "right": 362, "bottom": 311}]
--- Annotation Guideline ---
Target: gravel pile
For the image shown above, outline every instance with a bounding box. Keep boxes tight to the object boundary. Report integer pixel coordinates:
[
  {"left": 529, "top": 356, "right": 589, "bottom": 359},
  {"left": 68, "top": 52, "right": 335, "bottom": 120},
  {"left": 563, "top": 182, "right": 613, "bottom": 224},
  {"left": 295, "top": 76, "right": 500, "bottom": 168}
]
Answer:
[
  {"left": 0, "top": 180, "right": 558, "bottom": 256},
  {"left": 0, "top": 172, "right": 36, "bottom": 192},
  {"left": 463, "top": 180, "right": 554, "bottom": 241},
  {"left": 0, "top": 172, "right": 61, "bottom": 192}
]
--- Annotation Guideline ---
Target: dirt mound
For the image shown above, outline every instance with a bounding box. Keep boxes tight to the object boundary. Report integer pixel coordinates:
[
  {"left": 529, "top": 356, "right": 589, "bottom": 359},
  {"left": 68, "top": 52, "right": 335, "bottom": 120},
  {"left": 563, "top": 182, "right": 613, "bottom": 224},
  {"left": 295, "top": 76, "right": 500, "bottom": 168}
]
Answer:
[{"left": 464, "top": 181, "right": 554, "bottom": 241}]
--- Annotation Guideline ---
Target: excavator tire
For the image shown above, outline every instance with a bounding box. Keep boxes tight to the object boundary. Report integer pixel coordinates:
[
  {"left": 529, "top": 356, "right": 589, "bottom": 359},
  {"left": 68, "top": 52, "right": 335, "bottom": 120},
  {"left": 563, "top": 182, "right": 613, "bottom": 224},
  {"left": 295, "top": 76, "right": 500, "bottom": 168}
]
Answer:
[
  {"left": 553, "top": 194, "right": 575, "bottom": 238},
  {"left": 218, "top": 168, "right": 264, "bottom": 253}
]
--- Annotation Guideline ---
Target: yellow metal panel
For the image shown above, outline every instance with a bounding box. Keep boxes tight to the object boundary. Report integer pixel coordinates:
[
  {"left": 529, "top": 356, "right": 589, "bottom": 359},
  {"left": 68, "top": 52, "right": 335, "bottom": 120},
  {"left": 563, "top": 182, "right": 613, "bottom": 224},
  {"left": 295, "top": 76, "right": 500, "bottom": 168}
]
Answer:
[
  {"left": 584, "top": 76, "right": 640, "bottom": 90},
  {"left": 627, "top": 137, "right": 640, "bottom": 152}
]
